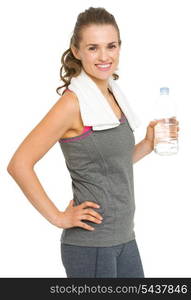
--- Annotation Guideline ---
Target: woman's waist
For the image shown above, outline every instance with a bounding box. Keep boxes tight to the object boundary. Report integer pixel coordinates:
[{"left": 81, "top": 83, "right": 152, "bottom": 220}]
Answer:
[
  {"left": 61, "top": 210, "right": 135, "bottom": 247},
  {"left": 72, "top": 187, "right": 135, "bottom": 221}
]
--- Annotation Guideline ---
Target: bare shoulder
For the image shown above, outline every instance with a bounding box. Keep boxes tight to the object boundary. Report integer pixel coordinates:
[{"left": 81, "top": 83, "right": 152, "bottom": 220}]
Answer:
[
  {"left": 58, "top": 89, "right": 83, "bottom": 132},
  {"left": 48, "top": 88, "right": 82, "bottom": 133},
  {"left": 58, "top": 89, "right": 84, "bottom": 139},
  {"left": 57, "top": 89, "right": 80, "bottom": 120}
]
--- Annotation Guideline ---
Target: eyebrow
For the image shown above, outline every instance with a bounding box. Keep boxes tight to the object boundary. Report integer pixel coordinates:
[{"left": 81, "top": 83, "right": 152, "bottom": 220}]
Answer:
[{"left": 85, "top": 41, "right": 118, "bottom": 47}]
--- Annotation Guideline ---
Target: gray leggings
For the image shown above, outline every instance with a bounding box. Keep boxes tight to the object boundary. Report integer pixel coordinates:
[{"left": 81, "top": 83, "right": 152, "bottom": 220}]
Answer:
[{"left": 61, "top": 239, "right": 144, "bottom": 278}]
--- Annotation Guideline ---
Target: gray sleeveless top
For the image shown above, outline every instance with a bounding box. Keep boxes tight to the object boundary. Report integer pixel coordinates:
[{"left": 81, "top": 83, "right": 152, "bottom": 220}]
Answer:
[{"left": 58, "top": 109, "right": 136, "bottom": 247}]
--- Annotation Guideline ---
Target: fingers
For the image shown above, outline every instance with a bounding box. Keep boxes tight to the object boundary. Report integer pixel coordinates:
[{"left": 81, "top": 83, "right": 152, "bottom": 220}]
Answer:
[
  {"left": 81, "top": 214, "right": 103, "bottom": 224},
  {"left": 83, "top": 208, "right": 103, "bottom": 221},
  {"left": 80, "top": 201, "right": 100, "bottom": 209},
  {"left": 68, "top": 199, "right": 74, "bottom": 207},
  {"left": 150, "top": 120, "right": 158, "bottom": 125},
  {"left": 148, "top": 120, "right": 158, "bottom": 128},
  {"left": 76, "top": 201, "right": 104, "bottom": 231},
  {"left": 149, "top": 119, "right": 180, "bottom": 132},
  {"left": 77, "top": 221, "right": 95, "bottom": 231}
]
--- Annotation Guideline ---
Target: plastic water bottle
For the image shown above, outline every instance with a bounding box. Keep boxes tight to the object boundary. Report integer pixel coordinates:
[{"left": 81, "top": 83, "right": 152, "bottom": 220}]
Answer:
[{"left": 154, "top": 87, "right": 178, "bottom": 156}]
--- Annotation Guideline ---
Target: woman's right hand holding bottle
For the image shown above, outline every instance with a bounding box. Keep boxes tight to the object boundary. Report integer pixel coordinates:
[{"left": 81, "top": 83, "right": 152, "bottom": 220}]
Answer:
[{"left": 54, "top": 199, "right": 103, "bottom": 231}]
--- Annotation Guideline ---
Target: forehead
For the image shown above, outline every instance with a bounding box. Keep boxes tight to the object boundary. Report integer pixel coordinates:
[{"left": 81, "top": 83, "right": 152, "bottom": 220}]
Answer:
[{"left": 80, "top": 24, "right": 118, "bottom": 44}]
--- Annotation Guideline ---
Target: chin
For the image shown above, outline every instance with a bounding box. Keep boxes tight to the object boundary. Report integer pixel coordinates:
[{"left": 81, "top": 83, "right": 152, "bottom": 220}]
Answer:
[
  {"left": 84, "top": 65, "right": 115, "bottom": 78},
  {"left": 90, "top": 70, "right": 114, "bottom": 81}
]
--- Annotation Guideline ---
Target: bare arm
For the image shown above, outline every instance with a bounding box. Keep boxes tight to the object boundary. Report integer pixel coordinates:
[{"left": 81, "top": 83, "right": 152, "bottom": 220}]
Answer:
[
  {"left": 133, "top": 139, "right": 153, "bottom": 164},
  {"left": 133, "top": 120, "right": 157, "bottom": 164},
  {"left": 7, "top": 91, "right": 103, "bottom": 230}
]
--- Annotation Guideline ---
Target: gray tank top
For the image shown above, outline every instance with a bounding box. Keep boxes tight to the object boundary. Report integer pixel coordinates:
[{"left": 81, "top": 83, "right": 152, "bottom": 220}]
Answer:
[{"left": 58, "top": 102, "right": 136, "bottom": 247}]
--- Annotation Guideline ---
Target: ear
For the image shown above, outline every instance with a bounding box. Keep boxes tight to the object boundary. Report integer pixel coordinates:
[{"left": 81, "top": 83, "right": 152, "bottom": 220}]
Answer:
[{"left": 71, "top": 46, "right": 81, "bottom": 60}]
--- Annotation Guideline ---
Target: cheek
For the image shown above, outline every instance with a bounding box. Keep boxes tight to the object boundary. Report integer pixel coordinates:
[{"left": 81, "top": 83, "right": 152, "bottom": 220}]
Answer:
[
  {"left": 109, "top": 49, "right": 120, "bottom": 60},
  {"left": 81, "top": 53, "right": 97, "bottom": 64},
  {"left": 89, "top": 53, "right": 98, "bottom": 62},
  {"left": 111, "top": 54, "right": 119, "bottom": 66},
  {"left": 114, "top": 49, "right": 120, "bottom": 59}
]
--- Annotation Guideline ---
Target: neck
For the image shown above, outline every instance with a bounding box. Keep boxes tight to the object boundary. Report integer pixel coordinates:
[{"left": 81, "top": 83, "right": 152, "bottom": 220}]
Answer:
[{"left": 97, "top": 82, "right": 110, "bottom": 96}]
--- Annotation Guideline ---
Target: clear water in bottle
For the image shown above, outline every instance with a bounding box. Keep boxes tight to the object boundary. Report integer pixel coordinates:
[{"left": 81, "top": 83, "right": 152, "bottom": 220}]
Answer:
[
  {"left": 154, "top": 87, "right": 178, "bottom": 156},
  {"left": 154, "top": 117, "right": 178, "bottom": 155}
]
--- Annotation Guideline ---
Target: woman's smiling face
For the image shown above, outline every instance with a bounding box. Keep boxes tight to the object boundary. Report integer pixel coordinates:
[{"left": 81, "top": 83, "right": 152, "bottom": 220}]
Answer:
[{"left": 71, "top": 24, "right": 121, "bottom": 84}]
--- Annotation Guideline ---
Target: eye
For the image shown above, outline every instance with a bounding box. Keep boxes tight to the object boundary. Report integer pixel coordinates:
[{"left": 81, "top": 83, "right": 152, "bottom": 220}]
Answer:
[
  {"left": 108, "top": 44, "right": 117, "bottom": 49},
  {"left": 88, "top": 46, "right": 97, "bottom": 51}
]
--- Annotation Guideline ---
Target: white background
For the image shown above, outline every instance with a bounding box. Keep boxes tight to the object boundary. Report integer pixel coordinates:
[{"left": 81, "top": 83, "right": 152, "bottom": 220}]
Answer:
[{"left": 1, "top": 0, "right": 191, "bottom": 277}]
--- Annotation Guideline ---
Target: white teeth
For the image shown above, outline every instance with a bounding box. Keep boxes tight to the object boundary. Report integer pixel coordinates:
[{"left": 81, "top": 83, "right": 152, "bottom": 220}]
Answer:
[{"left": 96, "top": 64, "right": 111, "bottom": 68}]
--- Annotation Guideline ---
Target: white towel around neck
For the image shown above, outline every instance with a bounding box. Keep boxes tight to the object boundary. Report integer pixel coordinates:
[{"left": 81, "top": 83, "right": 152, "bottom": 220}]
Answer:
[{"left": 68, "top": 69, "right": 141, "bottom": 131}]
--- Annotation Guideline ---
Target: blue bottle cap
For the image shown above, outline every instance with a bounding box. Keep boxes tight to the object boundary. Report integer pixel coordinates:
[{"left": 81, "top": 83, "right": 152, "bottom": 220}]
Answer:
[{"left": 160, "top": 87, "right": 169, "bottom": 95}]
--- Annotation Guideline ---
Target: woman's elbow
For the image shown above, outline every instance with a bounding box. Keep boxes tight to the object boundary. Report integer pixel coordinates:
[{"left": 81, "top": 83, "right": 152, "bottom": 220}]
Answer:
[
  {"left": 7, "top": 159, "right": 33, "bottom": 177},
  {"left": 7, "top": 159, "right": 21, "bottom": 176}
]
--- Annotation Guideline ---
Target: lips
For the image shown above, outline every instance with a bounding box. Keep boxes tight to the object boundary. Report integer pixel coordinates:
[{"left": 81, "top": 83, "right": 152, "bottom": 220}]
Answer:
[{"left": 95, "top": 63, "right": 112, "bottom": 71}]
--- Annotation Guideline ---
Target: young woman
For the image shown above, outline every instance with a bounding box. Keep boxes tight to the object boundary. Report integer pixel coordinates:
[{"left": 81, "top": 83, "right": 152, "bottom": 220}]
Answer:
[{"left": 7, "top": 7, "right": 178, "bottom": 278}]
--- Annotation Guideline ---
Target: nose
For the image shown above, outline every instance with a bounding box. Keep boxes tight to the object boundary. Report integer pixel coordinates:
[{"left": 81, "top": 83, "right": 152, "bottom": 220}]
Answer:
[{"left": 98, "top": 48, "right": 109, "bottom": 62}]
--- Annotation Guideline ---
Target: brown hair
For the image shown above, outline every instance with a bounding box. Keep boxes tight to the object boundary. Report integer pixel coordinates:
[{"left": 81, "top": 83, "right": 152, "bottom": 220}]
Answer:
[{"left": 56, "top": 7, "right": 122, "bottom": 96}]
